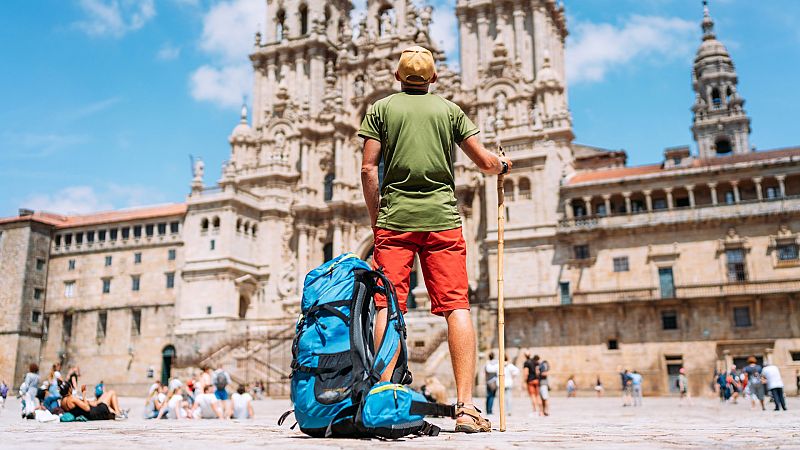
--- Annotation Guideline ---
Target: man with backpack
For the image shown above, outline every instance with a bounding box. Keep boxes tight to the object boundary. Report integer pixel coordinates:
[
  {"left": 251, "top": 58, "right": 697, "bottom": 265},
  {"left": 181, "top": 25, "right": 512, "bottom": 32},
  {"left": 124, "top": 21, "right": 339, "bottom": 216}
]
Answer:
[
  {"left": 359, "top": 45, "right": 512, "bottom": 433},
  {"left": 212, "top": 368, "right": 232, "bottom": 418}
]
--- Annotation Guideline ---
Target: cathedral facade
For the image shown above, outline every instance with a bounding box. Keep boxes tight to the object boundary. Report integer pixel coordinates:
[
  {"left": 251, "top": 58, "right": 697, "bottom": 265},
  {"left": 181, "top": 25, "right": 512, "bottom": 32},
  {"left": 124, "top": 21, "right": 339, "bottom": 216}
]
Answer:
[{"left": 1, "top": 1, "right": 799, "bottom": 396}]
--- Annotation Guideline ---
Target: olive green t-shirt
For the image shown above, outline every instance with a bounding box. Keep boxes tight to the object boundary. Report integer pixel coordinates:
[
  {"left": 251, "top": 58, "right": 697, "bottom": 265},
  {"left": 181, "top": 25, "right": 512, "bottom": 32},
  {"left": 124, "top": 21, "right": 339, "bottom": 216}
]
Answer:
[{"left": 358, "top": 91, "right": 479, "bottom": 232}]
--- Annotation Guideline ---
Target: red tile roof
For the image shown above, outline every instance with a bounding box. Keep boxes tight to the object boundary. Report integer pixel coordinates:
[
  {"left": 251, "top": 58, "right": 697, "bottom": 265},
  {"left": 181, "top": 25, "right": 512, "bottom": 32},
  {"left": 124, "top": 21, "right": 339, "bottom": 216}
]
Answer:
[
  {"left": 567, "top": 146, "right": 800, "bottom": 186},
  {"left": 0, "top": 203, "right": 187, "bottom": 229}
]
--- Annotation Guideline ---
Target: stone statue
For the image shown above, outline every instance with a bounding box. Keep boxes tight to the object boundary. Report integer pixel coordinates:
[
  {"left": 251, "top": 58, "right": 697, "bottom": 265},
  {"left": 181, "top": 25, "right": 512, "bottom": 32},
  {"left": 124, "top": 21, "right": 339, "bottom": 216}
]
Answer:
[
  {"left": 193, "top": 158, "right": 204, "bottom": 182},
  {"left": 484, "top": 113, "right": 496, "bottom": 134},
  {"left": 381, "top": 12, "right": 394, "bottom": 36},
  {"left": 495, "top": 92, "right": 508, "bottom": 114},
  {"left": 274, "top": 131, "right": 285, "bottom": 150},
  {"left": 530, "top": 103, "right": 543, "bottom": 130}
]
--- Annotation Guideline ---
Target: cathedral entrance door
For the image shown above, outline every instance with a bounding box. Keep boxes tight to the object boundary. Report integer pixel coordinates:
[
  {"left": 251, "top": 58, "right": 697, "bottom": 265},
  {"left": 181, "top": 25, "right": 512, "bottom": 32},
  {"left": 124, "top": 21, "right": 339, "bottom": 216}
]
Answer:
[{"left": 161, "top": 345, "right": 176, "bottom": 385}]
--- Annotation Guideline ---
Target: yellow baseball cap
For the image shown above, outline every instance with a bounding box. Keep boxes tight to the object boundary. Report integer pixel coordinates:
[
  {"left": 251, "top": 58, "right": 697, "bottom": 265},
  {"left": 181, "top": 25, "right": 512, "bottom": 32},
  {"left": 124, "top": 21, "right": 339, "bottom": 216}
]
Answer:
[{"left": 396, "top": 46, "right": 436, "bottom": 85}]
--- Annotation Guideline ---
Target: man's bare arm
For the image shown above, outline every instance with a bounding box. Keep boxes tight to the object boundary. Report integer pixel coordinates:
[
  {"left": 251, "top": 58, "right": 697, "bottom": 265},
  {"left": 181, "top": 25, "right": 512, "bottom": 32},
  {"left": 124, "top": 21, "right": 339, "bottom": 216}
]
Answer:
[
  {"left": 361, "top": 138, "right": 382, "bottom": 227},
  {"left": 459, "top": 135, "right": 512, "bottom": 175}
]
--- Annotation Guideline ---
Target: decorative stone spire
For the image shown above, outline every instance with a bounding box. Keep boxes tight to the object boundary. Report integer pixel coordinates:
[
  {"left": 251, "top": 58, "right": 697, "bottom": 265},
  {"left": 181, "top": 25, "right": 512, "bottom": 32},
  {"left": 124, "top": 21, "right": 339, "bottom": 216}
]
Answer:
[{"left": 691, "top": 0, "right": 751, "bottom": 159}]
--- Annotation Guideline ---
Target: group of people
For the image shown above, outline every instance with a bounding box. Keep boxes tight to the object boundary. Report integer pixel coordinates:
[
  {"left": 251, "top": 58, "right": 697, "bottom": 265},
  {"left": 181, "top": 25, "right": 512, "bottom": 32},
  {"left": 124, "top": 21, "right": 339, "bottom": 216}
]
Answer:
[
  {"left": 144, "top": 366, "right": 254, "bottom": 420},
  {"left": 714, "top": 357, "right": 788, "bottom": 411},
  {"left": 19, "top": 362, "right": 127, "bottom": 421},
  {"left": 620, "top": 368, "right": 645, "bottom": 407},
  {"left": 483, "top": 353, "right": 551, "bottom": 417}
]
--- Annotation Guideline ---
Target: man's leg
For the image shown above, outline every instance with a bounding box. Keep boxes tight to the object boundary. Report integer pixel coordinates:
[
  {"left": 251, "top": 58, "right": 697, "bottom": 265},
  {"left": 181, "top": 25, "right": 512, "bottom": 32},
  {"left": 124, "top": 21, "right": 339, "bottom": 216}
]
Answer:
[
  {"left": 776, "top": 388, "right": 787, "bottom": 410},
  {"left": 443, "top": 309, "right": 476, "bottom": 405},
  {"left": 486, "top": 388, "right": 495, "bottom": 414}
]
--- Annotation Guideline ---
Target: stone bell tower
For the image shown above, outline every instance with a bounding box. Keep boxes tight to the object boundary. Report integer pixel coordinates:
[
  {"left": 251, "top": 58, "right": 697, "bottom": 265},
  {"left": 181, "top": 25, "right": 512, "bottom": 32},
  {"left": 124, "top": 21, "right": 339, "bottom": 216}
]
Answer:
[{"left": 691, "top": 0, "right": 752, "bottom": 159}]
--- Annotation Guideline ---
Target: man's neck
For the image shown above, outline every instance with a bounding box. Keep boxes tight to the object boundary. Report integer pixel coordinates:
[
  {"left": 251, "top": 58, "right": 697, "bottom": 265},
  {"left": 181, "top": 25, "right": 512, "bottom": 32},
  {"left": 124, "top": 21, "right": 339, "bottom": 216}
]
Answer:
[{"left": 401, "top": 83, "right": 429, "bottom": 94}]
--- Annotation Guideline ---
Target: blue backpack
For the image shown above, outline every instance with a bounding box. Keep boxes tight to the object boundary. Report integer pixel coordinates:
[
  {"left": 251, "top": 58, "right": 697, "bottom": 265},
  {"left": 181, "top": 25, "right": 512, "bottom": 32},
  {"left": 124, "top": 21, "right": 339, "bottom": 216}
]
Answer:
[{"left": 279, "top": 253, "right": 455, "bottom": 438}]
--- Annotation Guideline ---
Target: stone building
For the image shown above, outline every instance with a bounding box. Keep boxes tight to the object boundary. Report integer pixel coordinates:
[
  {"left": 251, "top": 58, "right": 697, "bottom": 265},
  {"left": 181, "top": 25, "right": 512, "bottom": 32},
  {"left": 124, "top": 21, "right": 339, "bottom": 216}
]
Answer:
[{"left": 1, "top": 0, "right": 798, "bottom": 396}]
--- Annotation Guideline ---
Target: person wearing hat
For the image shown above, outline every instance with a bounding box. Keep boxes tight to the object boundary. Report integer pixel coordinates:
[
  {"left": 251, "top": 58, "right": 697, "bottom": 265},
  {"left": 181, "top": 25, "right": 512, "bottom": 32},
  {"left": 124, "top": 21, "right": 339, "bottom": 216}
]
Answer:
[{"left": 359, "top": 45, "right": 512, "bottom": 433}]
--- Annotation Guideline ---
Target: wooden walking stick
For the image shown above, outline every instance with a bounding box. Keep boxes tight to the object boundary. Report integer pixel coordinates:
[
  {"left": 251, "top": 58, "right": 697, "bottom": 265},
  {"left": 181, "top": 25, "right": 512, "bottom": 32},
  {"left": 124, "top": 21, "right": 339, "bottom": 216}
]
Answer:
[{"left": 496, "top": 146, "right": 507, "bottom": 432}]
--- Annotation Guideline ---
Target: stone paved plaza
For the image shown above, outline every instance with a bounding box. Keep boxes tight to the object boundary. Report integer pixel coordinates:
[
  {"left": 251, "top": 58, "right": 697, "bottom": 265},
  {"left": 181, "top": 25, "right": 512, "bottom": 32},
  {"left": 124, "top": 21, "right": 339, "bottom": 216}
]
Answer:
[{"left": 1, "top": 394, "right": 798, "bottom": 449}]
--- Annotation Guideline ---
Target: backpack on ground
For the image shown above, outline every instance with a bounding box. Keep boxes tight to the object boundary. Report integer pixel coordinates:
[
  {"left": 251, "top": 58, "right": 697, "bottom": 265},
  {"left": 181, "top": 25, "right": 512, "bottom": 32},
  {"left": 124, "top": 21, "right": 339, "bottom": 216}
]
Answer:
[{"left": 279, "top": 253, "right": 455, "bottom": 439}]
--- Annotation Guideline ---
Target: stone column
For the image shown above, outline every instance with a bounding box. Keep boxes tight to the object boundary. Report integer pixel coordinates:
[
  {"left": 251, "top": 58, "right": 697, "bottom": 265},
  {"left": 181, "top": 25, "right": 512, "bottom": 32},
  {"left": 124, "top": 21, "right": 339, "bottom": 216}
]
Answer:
[
  {"left": 495, "top": 3, "right": 509, "bottom": 54},
  {"left": 532, "top": 5, "right": 546, "bottom": 75},
  {"left": 664, "top": 187, "right": 674, "bottom": 210},
  {"left": 513, "top": 8, "right": 526, "bottom": 68},
  {"left": 297, "top": 225, "right": 308, "bottom": 292},
  {"left": 643, "top": 190, "right": 653, "bottom": 212},
  {"left": 333, "top": 222, "right": 343, "bottom": 256},
  {"left": 730, "top": 180, "right": 741, "bottom": 203},
  {"left": 295, "top": 49, "right": 306, "bottom": 104},
  {"left": 623, "top": 192, "right": 632, "bottom": 215},
  {"left": 309, "top": 47, "right": 325, "bottom": 114},
  {"left": 686, "top": 184, "right": 696, "bottom": 208},
  {"left": 476, "top": 8, "right": 489, "bottom": 70},
  {"left": 582, "top": 196, "right": 592, "bottom": 217},
  {"left": 708, "top": 182, "right": 718, "bottom": 205},
  {"left": 602, "top": 194, "right": 611, "bottom": 216},
  {"left": 776, "top": 175, "right": 787, "bottom": 198},
  {"left": 564, "top": 199, "right": 574, "bottom": 219},
  {"left": 457, "top": 12, "right": 472, "bottom": 89},
  {"left": 300, "top": 143, "right": 310, "bottom": 185},
  {"left": 753, "top": 177, "right": 763, "bottom": 200}
]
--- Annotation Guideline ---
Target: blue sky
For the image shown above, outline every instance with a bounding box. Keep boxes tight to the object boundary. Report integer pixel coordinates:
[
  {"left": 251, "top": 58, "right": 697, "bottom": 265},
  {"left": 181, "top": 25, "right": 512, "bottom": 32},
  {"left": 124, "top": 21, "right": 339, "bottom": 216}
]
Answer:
[{"left": 1, "top": 0, "right": 798, "bottom": 217}]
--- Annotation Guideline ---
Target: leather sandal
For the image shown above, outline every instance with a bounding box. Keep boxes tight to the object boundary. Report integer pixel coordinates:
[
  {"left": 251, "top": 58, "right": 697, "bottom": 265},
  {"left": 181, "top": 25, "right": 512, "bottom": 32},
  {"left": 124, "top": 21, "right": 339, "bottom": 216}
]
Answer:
[{"left": 454, "top": 402, "right": 491, "bottom": 433}]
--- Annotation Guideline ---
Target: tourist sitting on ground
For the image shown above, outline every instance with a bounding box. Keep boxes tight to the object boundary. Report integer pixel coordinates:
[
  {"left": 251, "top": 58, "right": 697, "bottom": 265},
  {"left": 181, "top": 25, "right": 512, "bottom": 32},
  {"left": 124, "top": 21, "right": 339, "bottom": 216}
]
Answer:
[
  {"left": 59, "top": 380, "right": 126, "bottom": 420},
  {"left": 231, "top": 385, "right": 254, "bottom": 420},
  {"left": 192, "top": 385, "right": 225, "bottom": 419},
  {"left": 159, "top": 386, "right": 191, "bottom": 419},
  {"left": 212, "top": 368, "right": 233, "bottom": 417},
  {"left": 566, "top": 376, "right": 576, "bottom": 397},
  {"left": 145, "top": 384, "right": 168, "bottom": 419}
]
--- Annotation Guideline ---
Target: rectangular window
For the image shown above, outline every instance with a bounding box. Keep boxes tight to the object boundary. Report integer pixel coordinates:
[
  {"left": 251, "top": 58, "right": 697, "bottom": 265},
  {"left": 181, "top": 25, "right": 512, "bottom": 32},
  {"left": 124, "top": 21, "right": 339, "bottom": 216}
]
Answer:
[
  {"left": 659, "top": 267, "right": 675, "bottom": 298},
  {"left": 64, "top": 281, "right": 75, "bottom": 298},
  {"left": 165, "top": 272, "right": 175, "bottom": 289},
  {"left": 63, "top": 314, "right": 73, "bottom": 341},
  {"left": 777, "top": 244, "right": 799, "bottom": 261},
  {"left": 676, "top": 197, "right": 690, "bottom": 208},
  {"left": 206, "top": 306, "right": 212, "bottom": 315},
  {"left": 613, "top": 256, "right": 629, "bottom": 272},
  {"left": 632, "top": 200, "right": 645, "bottom": 213},
  {"left": 170, "top": 221, "right": 179, "bottom": 234},
  {"left": 87, "top": 231, "right": 95, "bottom": 243},
  {"left": 661, "top": 310, "right": 678, "bottom": 330},
  {"left": 75, "top": 232, "right": 83, "bottom": 244},
  {"left": 64, "top": 234, "right": 73, "bottom": 246},
  {"left": 34, "top": 288, "right": 43, "bottom": 300},
  {"left": 98, "top": 230, "right": 106, "bottom": 241},
  {"left": 145, "top": 224, "right": 154, "bottom": 237},
  {"left": 607, "top": 339, "right": 619, "bottom": 350},
  {"left": 102, "top": 278, "right": 111, "bottom": 294},
  {"left": 105, "top": 255, "right": 112, "bottom": 266},
  {"left": 653, "top": 198, "right": 667, "bottom": 210},
  {"left": 210, "top": 239, "right": 216, "bottom": 250},
  {"left": 110, "top": 228, "right": 118, "bottom": 240},
  {"left": 36, "top": 258, "right": 45, "bottom": 271},
  {"left": 790, "top": 351, "right": 800, "bottom": 362},
  {"left": 55, "top": 235, "right": 62, "bottom": 246},
  {"left": 133, "top": 225, "right": 142, "bottom": 238},
  {"left": 132, "top": 275, "right": 141, "bottom": 291},
  {"left": 157, "top": 223, "right": 167, "bottom": 235},
  {"left": 724, "top": 191, "right": 735, "bottom": 205},
  {"left": 765, "top": 187, "right": 778, "bottom": 199},
  {"left": 121, "top": 227, "right": 130, "bottom": 240},
  {"left": 559, "top": 281, "right": 571, "bottom": 305},
  {"left": 134, "top": 252, "right": 142, "bottom": 264},
  {"left": 596, "top": 204, "right": 607, "bottom": 216},
  {"left": 68, "top": 259, "right": 76, "bottom": 270},
  {"left": 726, "top": 249, "right": 747, "bottom": 281},
  {"left": 573, "top": 244, "right": 590, "bottom": 260},
  {"left": 97, "top": 311, "right": 107, "bottom": 338},
  {"left": 168, "top": 249, "right": 176, "bottom": 261},
  {"left": 32, "top": 310, "right": 41, "bottom": 323},
  {"left": 131, "top": 309, "right": 141, "bottom": 336},
  {"left": 733, "top": 306, "right": 752, "bottom": 327}
]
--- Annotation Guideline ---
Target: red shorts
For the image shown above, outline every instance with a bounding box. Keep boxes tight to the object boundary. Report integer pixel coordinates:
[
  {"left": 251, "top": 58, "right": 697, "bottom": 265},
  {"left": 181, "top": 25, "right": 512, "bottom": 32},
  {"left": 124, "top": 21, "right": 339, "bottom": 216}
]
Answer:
[{"left": 373, "top": 227, "right": 470, "bottom": 316}]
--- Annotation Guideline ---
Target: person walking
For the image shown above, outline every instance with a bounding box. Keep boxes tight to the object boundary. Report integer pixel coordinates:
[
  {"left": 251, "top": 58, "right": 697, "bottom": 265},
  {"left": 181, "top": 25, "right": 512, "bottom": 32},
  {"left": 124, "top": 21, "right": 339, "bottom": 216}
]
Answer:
[
  {"left": 743, "top": 356, "right": 765, "bottom": 411},
  {"left": 539, "top": 359, "right": 551, "bottom": 416},
  {"left": 522, "top": 354, "right": 541, "bottom": 415},
  {"left": 619, "top": 368, "right": 632, "bottom": 407},
  {"left": 630, "top": 370, "right": 643, "bottom": 407},
  {"left": 677, "top": 368, "right": 692, "bottom": 406},
  {"left": 503, "top": 356, "right": 520, "bottom": 417},
  {"left": 761, "top": 363, "right": 787, "bottom": 411},
  {"left": 359, "top": 45, "right": 512, "bottom": 433},
  {"left": 594, "top": 376, "right": 604, "bottom": 397},
  {"left": 483, "top": 353, "right": 499, "bottom": 415}
]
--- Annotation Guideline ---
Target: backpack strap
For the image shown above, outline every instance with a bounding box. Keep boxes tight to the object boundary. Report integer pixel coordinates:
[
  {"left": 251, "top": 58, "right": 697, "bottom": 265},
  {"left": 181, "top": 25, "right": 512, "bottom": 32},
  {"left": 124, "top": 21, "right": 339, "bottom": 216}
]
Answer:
[
  {"left": 277, "top": 409, "right": 294, "bottom": 426},
  {"left": 409, "top": 401, "right": 457, "bottom": 419},
  {"left": 369, "top": 270, "right": 411, "bottom": 384},
  {"left": 324, "top": 404, "right": 359, "bottom": 438},
  {"left": 417, "top": 421, "right": 441, "bottom": 437}
]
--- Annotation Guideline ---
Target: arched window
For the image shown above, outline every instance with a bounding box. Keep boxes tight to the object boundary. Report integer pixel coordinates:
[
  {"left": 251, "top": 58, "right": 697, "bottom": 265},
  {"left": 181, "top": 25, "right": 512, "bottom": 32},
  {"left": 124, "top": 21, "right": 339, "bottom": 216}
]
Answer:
[
  {"left": 324, "top": 173, "right": 335, "bottom": 202},
  {"left": 715, "top": 137, "right": 732, "bottom": 155},
  {"left": 212, "top": 216, "right": 220, "bottom": 229},
  {"left": 518, "top": 177, "right": 531, "bottom": 200},
  {"left": 201, "top": 218, "right": 209, "bottom": 232},
  {"left": 236, "top": 218, "right": 242, "bottom": 233},
  {"left": 276, "top": 9, "right": 286, "bottom": 41},
  {"left": 503, "top": 179, "right": 514, "bottom": 202},
  {"left": 711, "top": 87, "right": 721, "bottom": 107},
  {"left": 299, "top": 4, "right": 309, "bottom": 35},
  {"left": 243, "top": 221, "right": 250, "bottom": 235},
  {"left": 251, "top": 224, "right": 257, "bottom": 237}
]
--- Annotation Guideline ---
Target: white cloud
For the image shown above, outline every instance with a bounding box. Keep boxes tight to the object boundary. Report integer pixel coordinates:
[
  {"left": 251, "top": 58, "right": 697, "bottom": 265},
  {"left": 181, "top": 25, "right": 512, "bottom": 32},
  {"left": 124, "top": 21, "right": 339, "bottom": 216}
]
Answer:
[
  {"left": 189, "top": 0, "right": 265, "bottom": 109},
  {"left": 23, "top": 184, "right": 167, "bottom": 215},
  {"left": 74, "top": 0, "right": 156, "bottom": 38},
  {"left": 566, "top": 15, "right": 695, "bottom": 84},
  {"left": 157, "top": 43, "right": 181, "bottom": 61},
  {"left": 0, "top": 132, "right": 90, "bottom": 158},
  {"left": 190, "top": 64, "right": 252, "bottom": 109},
  {"left": 63, "top": 96, "right": 122, "bottom": 121},
  {"left": 430, "top": 1, "right": 458, "bottom": 62}
]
